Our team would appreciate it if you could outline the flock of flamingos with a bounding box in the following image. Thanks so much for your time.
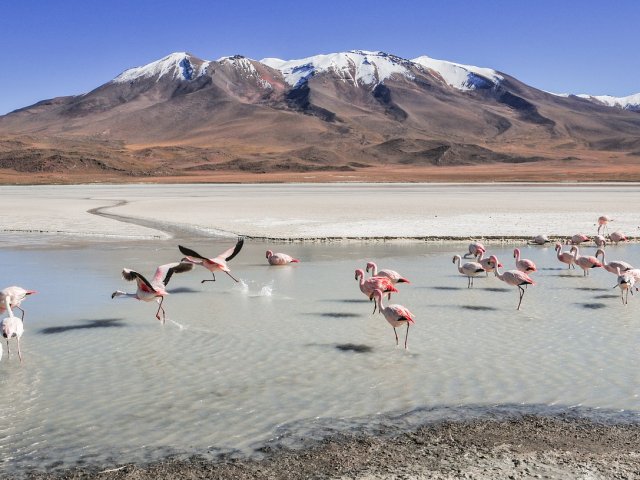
[0,215,637,360]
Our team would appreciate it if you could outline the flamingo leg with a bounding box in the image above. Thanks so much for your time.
[404,324,410,350]
[201,272,217,283]
[155,297,165,323]
[17,338,22,363]
[224,271,240,283]
[517,286,525,310]
[5,339,10,358]
[372,299,377,314]
[393,327,398,346]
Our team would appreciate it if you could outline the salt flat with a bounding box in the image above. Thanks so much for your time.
[1,183,639,241]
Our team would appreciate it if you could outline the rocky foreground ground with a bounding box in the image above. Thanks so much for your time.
[20,416,640,479]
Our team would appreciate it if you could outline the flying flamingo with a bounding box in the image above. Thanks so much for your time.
[266,250,300,265]
[179,238,244,283]
[2,305,24,362]
[593,235,606,248]
[567,234,589,245]
[513,248,537,274]
[597,215,612,235]
[355,269,398,312]
[365,262,410,284]
[0,286,37,321]
[555,243,576,269]
[372,289,415,349]
[452,255,485,288]
[595,248,633,275]
[614,267,635,305]
[111,261,194,323]
[489,255,535,310]
[570,246,602,276]
[476,251,502,276]
[609,231,628,245]
[463,241,485,259]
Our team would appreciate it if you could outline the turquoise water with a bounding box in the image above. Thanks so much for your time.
[1,239,639,473]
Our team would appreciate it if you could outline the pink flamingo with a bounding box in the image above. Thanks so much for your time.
[555,243,576,269]
[567,234,589,245]
[569,246,602,276]
[179,238,244,283]
[355,269,398,312]
[513,248,537,274]
[365,262,410,284]
[614,267,635,305]
[2,307,24,362]
[476,251,502,276]
[266,250,299,265]
[489,255,535,310]
[0,286,37,321]
[452,255,485,288]
[595,248,633,275]
[598,215,612,235]
[111,261,193,323]
[609,231,627,245]
[372,289,415,349]
[463,241,485,259]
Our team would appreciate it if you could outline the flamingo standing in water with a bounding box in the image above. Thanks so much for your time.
[463,241,485,259]
[555,243,577,269]
[2,297,24,362]
[615,267,635,305]
[266,250,299,265]
[513,248,537,274]
[609,231,628,245]
[372,289,415,349]
[111,261,194,323]
[0,286,37,321]
[476,251,502,277]
[489,255,535,310]
[355,269,398,312]
[595,248,633,275]
[570,246,602,276]
[452,255,485,288]
[598,215,612,235]
[365,262,410,284]
[593,235,606,248]
[179,238,244,283]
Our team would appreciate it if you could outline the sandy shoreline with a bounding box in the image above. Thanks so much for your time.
[2,183,640,242]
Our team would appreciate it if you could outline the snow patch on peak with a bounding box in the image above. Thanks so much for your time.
[412,55,502,91]
[261,50,413,88]
[113,52,200,83]
[218,55,272,89]
[575,93,640,110]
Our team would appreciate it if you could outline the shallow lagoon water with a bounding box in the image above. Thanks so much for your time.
[1,239,640,473]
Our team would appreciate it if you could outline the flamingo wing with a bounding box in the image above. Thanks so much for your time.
[122,269,157,292]
[153,262,194,287]
[221,237,244,262]
[389,305,415,324]
[178,245,209,261]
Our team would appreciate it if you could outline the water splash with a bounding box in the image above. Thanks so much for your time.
[234,279,274,297]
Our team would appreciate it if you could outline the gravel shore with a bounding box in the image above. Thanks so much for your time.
[21,415,640,479]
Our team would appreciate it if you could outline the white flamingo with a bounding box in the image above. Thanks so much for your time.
[0,286,37,321]
[452,255,484,288]
[595,249,633,275]
[614,267,635,305]
[2,301,24,362]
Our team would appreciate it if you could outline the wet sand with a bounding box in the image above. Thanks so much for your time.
[21,416,640,479]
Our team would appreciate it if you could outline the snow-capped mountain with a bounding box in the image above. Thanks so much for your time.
[1,49,639,181]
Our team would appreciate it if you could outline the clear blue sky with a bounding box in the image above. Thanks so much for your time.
[1,0,638,115]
